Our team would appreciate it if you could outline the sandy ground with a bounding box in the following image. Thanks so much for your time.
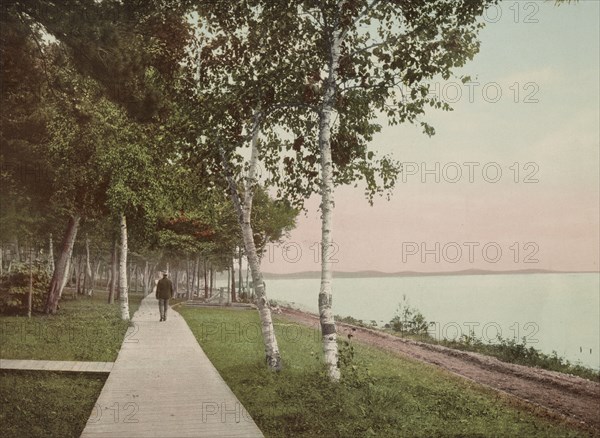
[279,307,600,436]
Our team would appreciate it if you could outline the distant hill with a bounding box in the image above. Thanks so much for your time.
[262,269,599,279]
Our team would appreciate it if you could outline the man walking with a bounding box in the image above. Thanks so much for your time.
[156,271,173,322]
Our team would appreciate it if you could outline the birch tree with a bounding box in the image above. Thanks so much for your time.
[84,237,93,296]
[118,214,130,320]
[265,0,497,379]
[193,0,496,379]
[45,216,79,313]
[221,123,282,369]
[182,0,318,371]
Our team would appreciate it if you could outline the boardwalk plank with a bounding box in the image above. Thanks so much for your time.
[0,359,114,373]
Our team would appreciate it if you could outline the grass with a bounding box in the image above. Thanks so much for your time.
[178,306,586,438]
[0,370,106,438]
[0,289,143,361]
[0,288,143,438]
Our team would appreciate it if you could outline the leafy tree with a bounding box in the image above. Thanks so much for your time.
[185,0,496,379]
[1,0,195,314]
[270,0,497,380]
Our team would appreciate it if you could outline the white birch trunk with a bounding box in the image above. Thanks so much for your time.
[119,214,130,320]
[45,215,79,313]
[143,261,149,296]
[59,255,71,297]
[85,237,93,296]
[48,234,54,275]
[317,17,345,381]
[221,114,282,370]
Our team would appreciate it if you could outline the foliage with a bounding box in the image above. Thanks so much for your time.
[383,300,599,382]
[4,0,193,121]
[335,314,378,328]
[251,0,499,205]
[337,336,377,390]
[0,12,56,245]
[441,332,600,382]
[388,294,433,335]
[1,0,195,258]
[0,262,50,315]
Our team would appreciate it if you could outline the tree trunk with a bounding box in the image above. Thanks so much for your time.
[127,262,133,291]
[190,258,197,300]
[93,260,101,292]
[204,259,208,298]
[238,247,243,296]
[186,259,191,299]
[28,251,33,318]
[108,238,118,303]
[209,265,214,297]
[75,255,82,295]
[45,215,80,314]
[226,266,231,304]
[316,21,344,381]
[84,237,93,296]
[221,114,282,371]
[142,261,149,296]
[119,214,130,320]
[196,257,201,298]
[106,264,112,291]
[59,255,71,297]
[12,236,20,263]
[231,258,236,302]
[48,234,54,275]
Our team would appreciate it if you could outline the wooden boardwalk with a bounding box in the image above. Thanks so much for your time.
[0,359,113,373]
[80,295,264,438]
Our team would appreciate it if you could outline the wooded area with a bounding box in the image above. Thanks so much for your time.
[1,0,502,379]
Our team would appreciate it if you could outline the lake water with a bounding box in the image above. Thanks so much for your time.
[260,273,599,369]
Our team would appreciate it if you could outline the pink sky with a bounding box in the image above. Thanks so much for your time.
[263,182,599,274]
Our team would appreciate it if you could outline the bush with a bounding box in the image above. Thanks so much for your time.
[389,294,432,335]
[0,262,50,315]
[440,332,600,382]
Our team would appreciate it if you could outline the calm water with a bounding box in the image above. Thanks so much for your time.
[261,273,599,369]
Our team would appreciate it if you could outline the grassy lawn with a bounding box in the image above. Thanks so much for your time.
[0,370,106,438]
[178,306,585,438]
[0,289,143,362]
[0,289,144,438]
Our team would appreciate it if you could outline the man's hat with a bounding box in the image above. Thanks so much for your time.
[162,271,168,276]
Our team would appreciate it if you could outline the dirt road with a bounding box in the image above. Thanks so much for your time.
[280,308,600,436]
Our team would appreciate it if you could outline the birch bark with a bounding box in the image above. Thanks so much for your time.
[48,234,54,275]
[84,237,93,296]
[317,8,345,381]
[45,215,80,314]
[119,214,130,320]
[221,114,282,371]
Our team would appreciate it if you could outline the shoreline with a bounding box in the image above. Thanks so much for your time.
[263,270,600,280]
[277,305,600,435]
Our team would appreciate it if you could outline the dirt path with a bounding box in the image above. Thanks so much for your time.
[280,308,600,436]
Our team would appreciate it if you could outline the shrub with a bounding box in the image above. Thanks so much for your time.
[389,294,432,335]
[0,262,50,315]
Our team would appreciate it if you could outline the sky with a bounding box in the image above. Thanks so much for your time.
[264,0,600,274]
